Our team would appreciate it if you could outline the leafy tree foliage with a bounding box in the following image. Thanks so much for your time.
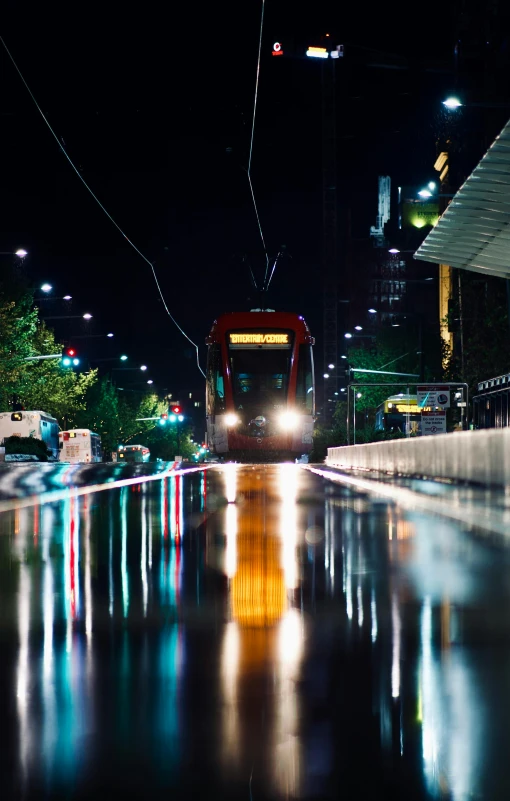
[17,323,97,423]
[0,295,39,411]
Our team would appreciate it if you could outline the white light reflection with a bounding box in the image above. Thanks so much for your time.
[17,562,31,784]
[371,587,378,643]
[224,463,237,504]
[42,507,54,676]
[357,583,363,627]
[225,501,238,578]
[108,504,114,617]
[273,609,305,796]
[220,621,240,764]
[391,592,401,699]
[121,487,129,618]
[345,549,353,621]
[421,597,439,785]
[84,499,92,640]
[141,493,148,615]
[279,464,298,590]
[325,499,335,592]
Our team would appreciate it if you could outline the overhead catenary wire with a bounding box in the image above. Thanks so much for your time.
[247,0,270,287]
[0,35,206,378]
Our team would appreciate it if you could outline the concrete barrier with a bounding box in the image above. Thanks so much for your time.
[327,428,510,486]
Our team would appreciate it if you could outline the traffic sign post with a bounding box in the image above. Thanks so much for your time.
[421,411,447,436]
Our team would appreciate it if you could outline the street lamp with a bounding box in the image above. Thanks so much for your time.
[107,332,114,338]
[418,188,433,198]
[345,333,353,339]
[368,308,377,313]
[83,313,92,320]
[354,325,363,331]
[41,283,52,293]
[140,365,148,371]
[63,295,72,301]
[443,96,462,110]
[147,379,154,385]
[323,373,330,379]
[15,249,28,258]
[120,355,128,361]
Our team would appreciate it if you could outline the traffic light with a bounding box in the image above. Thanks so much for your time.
[62,347,80,367]
[159,413,168,426]
[171,406,181,415]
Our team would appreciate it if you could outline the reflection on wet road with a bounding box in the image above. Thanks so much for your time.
[2,464,510,798]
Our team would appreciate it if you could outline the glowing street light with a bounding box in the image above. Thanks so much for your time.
[428,182,436,191]
[63,295,72,300]
[120,355,128,361]
[341,355,347,359]
[418,188,433,198]
[328,363,335,369]
[140,365,148,371]
[388,248,400,254]
[443,96,462,110]
[41,283,52,293]
[15,249,28,258]
[147,379,154,385]
[323,373,330,379]
[344,333,353,339]
[368,308,377,313]
[354,325,363,331]
[83,313,93,320]
[107,332,114,337]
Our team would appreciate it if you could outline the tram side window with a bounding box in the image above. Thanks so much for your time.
[296,345,314,413]
[206,344,225,414]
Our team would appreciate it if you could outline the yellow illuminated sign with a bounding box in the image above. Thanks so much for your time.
[229,332,289,345]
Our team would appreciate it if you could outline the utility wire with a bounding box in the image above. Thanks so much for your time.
[247,0,269,285]
[0,35,206,378]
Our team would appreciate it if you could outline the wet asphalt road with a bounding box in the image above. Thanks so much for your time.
[1,463,510,799]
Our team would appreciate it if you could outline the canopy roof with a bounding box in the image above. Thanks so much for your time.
[414,118,510,278]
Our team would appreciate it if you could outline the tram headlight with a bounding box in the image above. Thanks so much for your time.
[225,413,239,427]
[279,411,299,430]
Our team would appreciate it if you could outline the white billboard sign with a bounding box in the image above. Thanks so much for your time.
[417,385,450,409]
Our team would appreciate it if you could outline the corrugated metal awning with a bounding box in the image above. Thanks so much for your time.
[414,118,510,277]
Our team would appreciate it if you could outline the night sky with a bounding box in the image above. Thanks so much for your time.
[1,1,456,397]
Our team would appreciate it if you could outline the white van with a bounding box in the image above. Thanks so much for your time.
[59,429,102,463]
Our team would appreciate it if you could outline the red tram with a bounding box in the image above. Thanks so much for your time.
[205,311,315,460]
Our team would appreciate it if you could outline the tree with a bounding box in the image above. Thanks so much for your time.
[76,377,123,455]
[0,295,38,411]
[16,323,97,424]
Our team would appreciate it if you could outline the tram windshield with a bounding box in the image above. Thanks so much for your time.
[229,345,292,408]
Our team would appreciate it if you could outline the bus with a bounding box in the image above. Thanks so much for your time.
[375,395,426,436]
[118,444,150,463]
[206,311,315,460]
[0,410,60,460]
[59,429,102,463]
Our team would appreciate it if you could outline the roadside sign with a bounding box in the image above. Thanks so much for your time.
[417,386,451,409]
[421,410,447,435]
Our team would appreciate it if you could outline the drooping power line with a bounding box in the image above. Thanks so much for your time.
[0,35,206,378]
[247,0,270,286]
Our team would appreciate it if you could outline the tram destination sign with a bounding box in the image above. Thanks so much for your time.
[229,332,290,345]
[417,385,450,409]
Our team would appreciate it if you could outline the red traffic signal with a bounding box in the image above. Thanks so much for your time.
[66,347,76,357]
[161,413,168,420]
[171,406,181,414]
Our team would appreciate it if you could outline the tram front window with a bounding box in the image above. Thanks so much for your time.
[229,348,291,408]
